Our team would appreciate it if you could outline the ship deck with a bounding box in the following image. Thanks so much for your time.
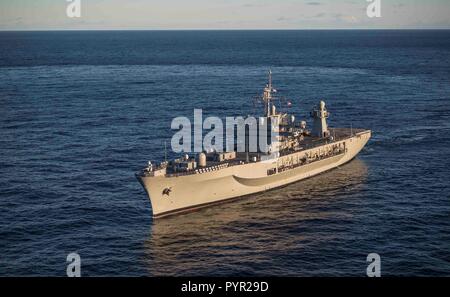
[279,127,366,156]
[138,128,369,178]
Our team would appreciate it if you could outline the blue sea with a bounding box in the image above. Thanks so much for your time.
[0,30,449,276]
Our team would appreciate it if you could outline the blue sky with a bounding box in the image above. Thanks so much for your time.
[1,0,449,30]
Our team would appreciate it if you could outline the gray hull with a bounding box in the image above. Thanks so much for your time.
[138,130,371,218]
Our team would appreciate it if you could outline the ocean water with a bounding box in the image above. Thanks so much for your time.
[0,30,449,276]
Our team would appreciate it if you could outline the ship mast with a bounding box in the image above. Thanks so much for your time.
[263,70,275,117]
[268,69,272,89]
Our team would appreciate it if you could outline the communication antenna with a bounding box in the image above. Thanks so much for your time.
[164,141,167,162]
[263,69,274,117]
[268,69,272,89]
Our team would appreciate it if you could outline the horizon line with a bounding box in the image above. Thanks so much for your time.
[1,28,450,32]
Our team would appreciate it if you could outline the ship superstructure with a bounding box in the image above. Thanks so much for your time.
[136,71,371,218]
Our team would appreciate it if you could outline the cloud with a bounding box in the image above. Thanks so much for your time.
[306,1,322,5]
[277,16,289,22]
[1,0,450,30]
[334,13,359,24]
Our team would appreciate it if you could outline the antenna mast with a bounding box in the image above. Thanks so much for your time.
[269,69,272,89]
[164,141,167,162]
[263,69,274,117]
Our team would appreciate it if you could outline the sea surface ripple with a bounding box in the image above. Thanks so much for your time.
[0,30,449,276]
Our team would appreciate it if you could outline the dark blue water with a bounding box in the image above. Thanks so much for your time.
[1,30,449,276]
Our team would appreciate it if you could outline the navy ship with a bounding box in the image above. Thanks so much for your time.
[137,71,371,218]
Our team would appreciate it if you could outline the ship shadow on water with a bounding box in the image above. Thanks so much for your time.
[143,159,368,276]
